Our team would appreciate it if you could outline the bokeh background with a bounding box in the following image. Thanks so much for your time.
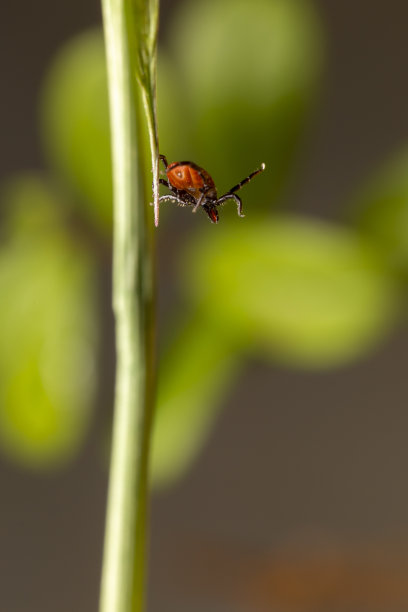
[1,0,408,611]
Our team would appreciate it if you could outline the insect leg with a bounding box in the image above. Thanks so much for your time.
[192,192,206,213]
[159,195,190,207]
[227,163,266,195]
[216,193,244,217]
[159,154,168,170]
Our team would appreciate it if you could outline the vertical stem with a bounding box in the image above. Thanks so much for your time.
[99,0,157,610]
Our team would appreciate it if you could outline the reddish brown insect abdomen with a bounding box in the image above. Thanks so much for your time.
[167,161,216,199]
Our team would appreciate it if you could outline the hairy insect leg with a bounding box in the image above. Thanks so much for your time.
[159,195,189,207]
[216,193,244,217]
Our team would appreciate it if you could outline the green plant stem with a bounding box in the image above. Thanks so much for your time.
[99,0,157,610]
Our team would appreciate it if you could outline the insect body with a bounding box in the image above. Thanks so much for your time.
[159,154,265,224]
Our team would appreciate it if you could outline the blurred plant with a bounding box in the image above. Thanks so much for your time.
[40,31,113,236]
[0,175,97,467]
[158,0,323,209]
[0,0,405,503]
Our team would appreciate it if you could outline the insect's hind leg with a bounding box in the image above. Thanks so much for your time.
[216,193,244,217]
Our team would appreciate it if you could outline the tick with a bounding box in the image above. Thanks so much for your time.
[158,154,265,224]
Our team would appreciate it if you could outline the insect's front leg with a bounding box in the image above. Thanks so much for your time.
[216,193,244,217]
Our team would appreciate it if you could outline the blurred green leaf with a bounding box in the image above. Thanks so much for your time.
[152,215,400,487]
[181,216,399,367]
[40,30,112,236]
[0,175,98,468]
[151,316,240,486]
[351,148,408,273]
[159,0,323,207]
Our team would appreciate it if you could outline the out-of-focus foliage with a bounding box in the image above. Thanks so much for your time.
[0,176,98,467]
[151,216,400,485]
[158,0,323,209]
[40,31,112,236]
[0,0,405,482]
[182,218,398,367]
[151,318,240,486]
[352,149,408,273]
